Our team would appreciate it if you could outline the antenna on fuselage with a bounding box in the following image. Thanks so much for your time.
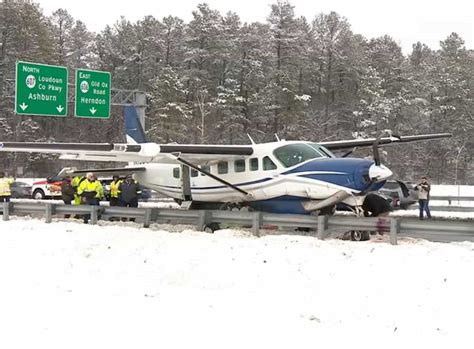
[274,134,281,142]
[247,134,256,145]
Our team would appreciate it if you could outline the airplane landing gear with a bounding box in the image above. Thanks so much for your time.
[220,202,251,211]
[203,223,220,234]
[350,230,370,241]
[347,206,370,241]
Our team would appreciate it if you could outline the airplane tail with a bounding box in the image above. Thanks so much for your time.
[124,106,147,144]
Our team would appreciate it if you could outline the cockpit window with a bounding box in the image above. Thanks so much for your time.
[273,143,332,168]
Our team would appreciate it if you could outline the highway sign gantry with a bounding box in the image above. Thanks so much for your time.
[15,61,68,116]
[75,68,111,118]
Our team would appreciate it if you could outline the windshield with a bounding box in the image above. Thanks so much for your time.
[273,143,332,168]
[307,143,336,158]
[13,182,30,187]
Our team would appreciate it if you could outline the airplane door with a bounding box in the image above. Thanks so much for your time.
[181,165,192,201]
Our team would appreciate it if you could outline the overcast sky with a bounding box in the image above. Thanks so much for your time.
[35,0,472,54]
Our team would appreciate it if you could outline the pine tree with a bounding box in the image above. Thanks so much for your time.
[49,8,74,65]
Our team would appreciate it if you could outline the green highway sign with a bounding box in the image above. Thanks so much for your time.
[15,61,68,116]
[75,69,111,118]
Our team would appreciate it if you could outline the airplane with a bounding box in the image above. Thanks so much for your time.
[0,108,451,218]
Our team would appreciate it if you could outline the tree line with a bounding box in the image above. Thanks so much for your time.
[0,0,472,183]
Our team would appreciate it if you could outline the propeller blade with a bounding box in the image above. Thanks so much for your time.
[372,136,381,166]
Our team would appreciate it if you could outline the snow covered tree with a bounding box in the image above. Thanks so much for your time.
[147,66,190,143]
[49,8,74,66]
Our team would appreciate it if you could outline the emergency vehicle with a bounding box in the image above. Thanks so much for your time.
[31,176,63,199]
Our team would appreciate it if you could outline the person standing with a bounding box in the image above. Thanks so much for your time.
[118,175,142,221]
[71,175,85,206]
[60,176,75,218]
[77,172,104,224]
[361,192,393,236]
[108,175,122,221]
[416,176,432,220]
[109,175,122,207]
[0,172,14,203]
[362,193,393,217]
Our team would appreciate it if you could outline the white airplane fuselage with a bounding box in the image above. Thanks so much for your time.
[132,140,392,214]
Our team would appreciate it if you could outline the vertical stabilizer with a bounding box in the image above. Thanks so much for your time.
[124,106,147,144]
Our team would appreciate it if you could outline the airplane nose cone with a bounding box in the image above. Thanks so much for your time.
[368,164,393,181]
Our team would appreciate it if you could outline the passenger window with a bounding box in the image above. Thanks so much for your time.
[217,161,228,174]
[191,169,198,177]
[263,156,277,170]
[201,165,210,176]
[173,167,180,178]
[250,158,259,171]
[234,159,245,173]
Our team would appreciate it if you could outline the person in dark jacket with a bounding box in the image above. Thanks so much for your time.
[362,193,393,217]
[362,193,392,236]
[118,175,142,221]
[60,176,75,218]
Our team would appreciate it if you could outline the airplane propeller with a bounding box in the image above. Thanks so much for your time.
[372,135,381,166]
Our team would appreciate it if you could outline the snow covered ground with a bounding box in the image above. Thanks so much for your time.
[1,217,474,349]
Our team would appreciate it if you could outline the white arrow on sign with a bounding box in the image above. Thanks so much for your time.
[90,107,97,115]
[19,103,28,111]
[56,105,64,113]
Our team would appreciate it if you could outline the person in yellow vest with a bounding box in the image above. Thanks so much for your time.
[77,172,104,224]
[109,175,122,207]
[0,172,15,203]
[108,175,122,221]
[71,175,85,206]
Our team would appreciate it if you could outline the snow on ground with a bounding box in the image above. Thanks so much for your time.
[1,217,474,349]
[431,185,474,196]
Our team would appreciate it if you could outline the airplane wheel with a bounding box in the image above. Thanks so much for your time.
[350,231,370,241]
[220,203,241,211]
[203,223,220,234]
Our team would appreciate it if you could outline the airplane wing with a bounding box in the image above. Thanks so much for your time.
[319,133,452,151]
[57,166,148,177]
[0,142,254,164]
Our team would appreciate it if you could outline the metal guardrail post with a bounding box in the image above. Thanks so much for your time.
[150,208,159,223]
[143,208,152,228]
[251,212,262,237]
[2,202,10,221]
[90,206,100,225]
[317,215,329,239]
[197,210,211,231]
[45,203,56,223]
[390,218,399,245]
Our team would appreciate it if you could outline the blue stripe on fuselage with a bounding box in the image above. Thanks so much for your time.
[283,158,374,191]
[249,195,311,214]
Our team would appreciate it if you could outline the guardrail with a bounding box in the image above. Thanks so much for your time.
[419,206,474,212]
[430,195,474,201]
[2,202,473,245]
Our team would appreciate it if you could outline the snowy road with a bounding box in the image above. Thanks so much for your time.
[0,218,473,348]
